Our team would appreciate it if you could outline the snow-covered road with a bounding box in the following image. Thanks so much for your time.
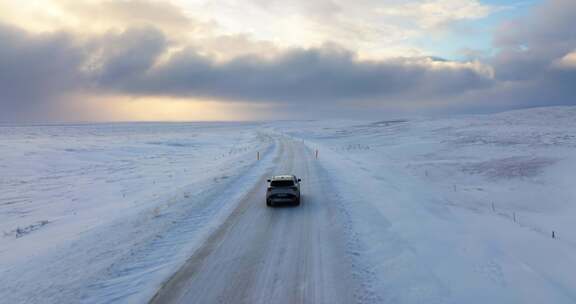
[151,138,358,304]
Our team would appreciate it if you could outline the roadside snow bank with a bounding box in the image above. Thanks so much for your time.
[0,122,276,303]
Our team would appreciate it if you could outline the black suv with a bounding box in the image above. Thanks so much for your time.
[266,175,301,207]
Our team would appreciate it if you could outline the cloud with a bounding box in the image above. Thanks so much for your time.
[0,23,86,120]
[0,0,575,121]
[0,21,494,120]
[0,0,282,62]
[552,51,576,70]
[375,0,491,29]
[91,42,493,105]
[486,0,576,107]
[0,0,497,60]
[60,0,193,30]
[86,27,168,86]
[0,0,199,35]
[190,0,494,58]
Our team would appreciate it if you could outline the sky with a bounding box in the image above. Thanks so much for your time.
[0,0,575,122]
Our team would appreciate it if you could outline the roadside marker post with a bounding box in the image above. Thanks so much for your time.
[257,151,260,160]
[315,149,318,159]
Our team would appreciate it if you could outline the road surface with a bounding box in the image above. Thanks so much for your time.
[150,139,358,304]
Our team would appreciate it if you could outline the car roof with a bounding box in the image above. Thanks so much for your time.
[270,175,295,181]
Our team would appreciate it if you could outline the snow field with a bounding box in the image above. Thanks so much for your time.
[0,122,277,303]
[1,106,575,303]
[275,106,576,303]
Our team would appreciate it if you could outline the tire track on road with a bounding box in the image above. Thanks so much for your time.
[150,138,357,304]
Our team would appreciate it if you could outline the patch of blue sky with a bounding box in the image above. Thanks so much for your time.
[413,0,540,61]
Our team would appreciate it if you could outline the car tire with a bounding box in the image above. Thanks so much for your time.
[294,198,301,206]
[266,200,273,207]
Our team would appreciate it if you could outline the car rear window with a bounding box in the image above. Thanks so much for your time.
[270,180,294,187]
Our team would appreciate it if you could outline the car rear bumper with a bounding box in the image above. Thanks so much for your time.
[267,195,299,204]
[270,197,297,203]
